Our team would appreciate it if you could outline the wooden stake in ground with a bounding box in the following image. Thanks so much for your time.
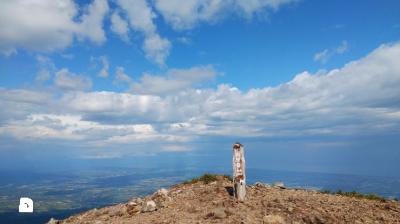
[233,142,246,201]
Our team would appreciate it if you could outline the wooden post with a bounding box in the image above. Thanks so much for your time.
[233,142,246,201]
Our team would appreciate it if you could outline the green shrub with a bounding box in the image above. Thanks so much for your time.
[183,173,231,184]
[320,189,386,201]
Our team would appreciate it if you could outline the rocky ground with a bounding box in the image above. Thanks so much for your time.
[48,175,400,224]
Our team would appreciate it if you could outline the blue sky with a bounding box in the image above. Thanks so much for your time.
[0,0,400,176]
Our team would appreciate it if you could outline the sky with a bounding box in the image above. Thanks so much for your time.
[0,0,400,176]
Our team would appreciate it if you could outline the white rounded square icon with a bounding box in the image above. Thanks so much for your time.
[19,197,33,213]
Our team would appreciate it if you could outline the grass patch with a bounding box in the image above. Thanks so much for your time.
[183,173,231,184]
[321,189,388,201]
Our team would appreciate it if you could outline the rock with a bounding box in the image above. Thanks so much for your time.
[141,200,157,212]
[210,207,226,219]
[128,197,143,206]
[153,188,169,198]
[47,218,59,224]
[302,215,325,224]
[225,207,235,216]
[127,204,140,215]
[152,188,171,201]
[152,188,172,208]
[187,205,198,213]
[313,215,326,224]
[128,201,137,206]
[263,214,285,224]
[272,182,285,189]
[109,205,126,217]
[254,182,266,187]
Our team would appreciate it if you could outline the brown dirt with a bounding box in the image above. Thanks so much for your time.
[50,176,400,224]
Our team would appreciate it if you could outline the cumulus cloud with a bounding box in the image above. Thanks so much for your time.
[114,66,133,85]
[153,0,297,30]
[117,0,171,66]
[0,0,109,55]
[153,0,226,30]
[1,42,400,150]
[35,55,56,82]
[314,40,349,63]
[234,0,297,17]
[90,55,110,78]
[110,11,130,42]
[78,0,110,44]
[54,69,92,91]
[0,0,295,65]
[336,40,348,54]
[142,33,171,66]
[129,65,218,94]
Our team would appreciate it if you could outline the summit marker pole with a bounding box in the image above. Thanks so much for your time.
[233,142,246,201]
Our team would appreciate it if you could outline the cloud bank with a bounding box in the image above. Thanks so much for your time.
[1,42,399,151]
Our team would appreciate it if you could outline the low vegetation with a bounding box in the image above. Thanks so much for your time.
[320,189,389,201]
[183,173,232,185]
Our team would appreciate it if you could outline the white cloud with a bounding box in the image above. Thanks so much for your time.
[98,56,110,78]
[0,114,160,144]
[117,0,156,34]
[153,0,297,30]
[314,40,349,63]
[78,0,109,44]
[1,42,400,151]
[35,55,56,82]
[130,65,218,94]
[0,89,50,105]
[142,33,171,66]
[177,37,192,45]
[54,68,92,91]
[114,66,133,84]
[0,0,77,55]
[336,40,348,54]
[116,0,171,66]
[313,49,330,63]
[153,0,226,30]
[0,0,109,55]
[0,0,295,65]
[0,88,52,122]
[234,0,297,17]
[90,55,110,78]
[36,70,52,83]
[110,11,130,42]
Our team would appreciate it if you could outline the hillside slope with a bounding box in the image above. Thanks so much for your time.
[48,175,400,224]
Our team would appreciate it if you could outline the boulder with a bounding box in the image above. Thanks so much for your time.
[141,200,157,212]
[263,214,285,224]
[152,188,172,208]
[211,207,226,219]
[272,182,286,189]
[152,188,169,199]
[47,218,59,224]
[255,182,270,187]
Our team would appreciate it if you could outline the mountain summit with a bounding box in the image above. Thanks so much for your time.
[48,175,400,224]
